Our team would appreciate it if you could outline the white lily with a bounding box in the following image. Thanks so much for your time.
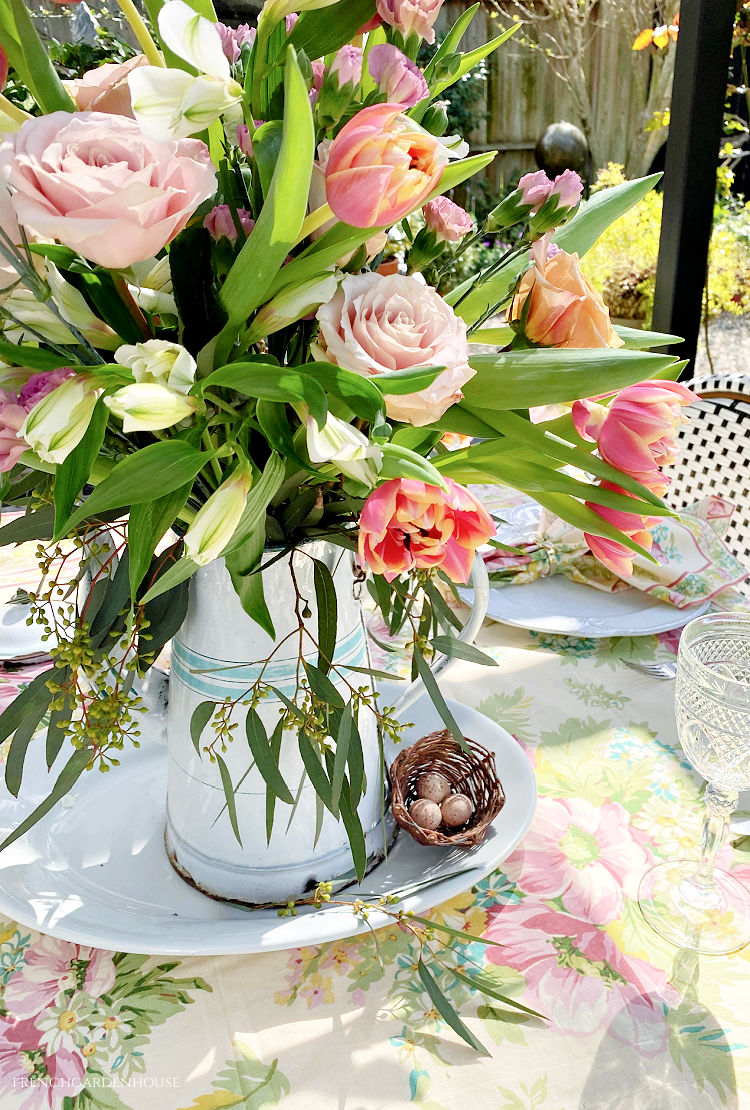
[114,339,196,395]
[126,257,177,316]
[247,271,339,342]
[2,268,119,351]
[306,413,382,489]
[20,376,99,465]
[183,464,253,566]
[46,264,120,350]
[158,0,231,80]
[104,382,197,433]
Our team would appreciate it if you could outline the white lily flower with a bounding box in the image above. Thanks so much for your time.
[126,257,177,316]
[45,264,120,350]
[183,464,253,566]
[247,271,339,342]
[306,413,382,489]
[21,376,99,465]
[114,339,196,395]
[2,272,119,351]
[104,382,197,433]
[128,67,242,142]
[158,0,231,80]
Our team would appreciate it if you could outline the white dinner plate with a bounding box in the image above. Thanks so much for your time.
[0,697,535,955]
[0,600,47,661]
[460,496,710,638]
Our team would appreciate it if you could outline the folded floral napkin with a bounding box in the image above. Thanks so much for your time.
[479,491,748,608]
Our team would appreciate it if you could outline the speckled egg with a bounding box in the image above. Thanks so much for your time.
[415,771,451,804]
[409,798,443,830]
[441,793,474,828]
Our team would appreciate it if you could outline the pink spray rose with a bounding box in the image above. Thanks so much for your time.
[584,480,658,578]
[315,271,473,426]
[423,196,473,242]
[376,0,445,44]
[358,477,495,583]
[509,238,623,349]
[573,380,698,496]
[215,21,255,63]
[65,55,148,118]
[367,44,429,107]
[324,103,449,228]
[0,391,28,473]
[0,112,217,269]
[203,204,254,241]
[330,45,363,88]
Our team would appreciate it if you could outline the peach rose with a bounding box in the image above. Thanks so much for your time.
[0,112,217,269]
[510,239,623,349]
[358,477,494,583]
[314,271,473,426]
[66,56,148,118]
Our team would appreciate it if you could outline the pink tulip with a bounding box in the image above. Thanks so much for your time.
[358,477,494,583]
[584,481,657,578]
[330,45,363,88]
[423,196,473,242]
[325,104,449,228]
[573,380,698,496]
[367,44,429,108]
[203,204,254,241]
[376,0,444,44]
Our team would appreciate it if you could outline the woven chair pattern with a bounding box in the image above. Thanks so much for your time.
[666,374,750,571]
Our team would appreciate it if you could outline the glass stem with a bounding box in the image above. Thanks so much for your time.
[695,784,738,888]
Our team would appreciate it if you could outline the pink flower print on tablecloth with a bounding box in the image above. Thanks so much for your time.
[0,1016,84,1109]
[485,901,673,1054]
[511,796,652,923]
[4,937,115,1019]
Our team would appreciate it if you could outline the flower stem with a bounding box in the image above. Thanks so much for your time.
[294,204,334,247]
[114,0,165,68]
[0,94,30,125]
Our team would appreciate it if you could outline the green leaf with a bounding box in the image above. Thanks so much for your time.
[615,325,682,349]
[413,650,468,751]
[201,364,328,428]
[430,636,498,667]
[330,705,351,814]
[343,705,364,807]
[417,959,490,1056]
[190,701,214,756]
[61,441,213,536]
[128,483,192,597]
[139,551,190,666]
[245,708,294,804]
[297,729,334,811]
[3,670,59,796]
[0,340,79,371]
[338,780,367,881]
[288,0,375,59]
[463,348,677,410]
[222,453,285,557]
[214,48,314,363]
[265,718,284,843]
[45,694,70,771]
[312,557,337,675]
[0,506,55,547]
[301,362,384,423]
[3,0,74,113]
[225,525,275,638]
[447,965,545,1019]
[374,366,445,396]
[53,401,108,535]
[379,443,447,489]
[412,23,519,121]
[423,4,479,83]
[139,556,200,605]
[0,747,94,853]
[216,754,242,846]
[302,660,345,709]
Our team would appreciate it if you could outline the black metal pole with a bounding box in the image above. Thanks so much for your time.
[651,0,736,373]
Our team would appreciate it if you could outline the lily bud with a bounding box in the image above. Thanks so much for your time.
[20,376,99,465]
[246,271,339,343]
[129,67,243,142]
[104,383,197,433]
[306,413,382,489]
[183,464,253,566]
[114,339,196,395]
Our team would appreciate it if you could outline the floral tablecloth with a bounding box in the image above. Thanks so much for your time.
[1,551,750,1108]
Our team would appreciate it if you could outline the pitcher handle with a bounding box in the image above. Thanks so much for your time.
[390,553,490,716]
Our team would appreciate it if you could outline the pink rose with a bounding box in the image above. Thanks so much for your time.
[324,103,448,228]
[330,45,363,88]
[423,196,473,242]
[358,477,495,582]
[315,271,473,426]
[203,204,254,241]
[573,380,698,496]
[0,390,28,473]
[376,0,445,44]
[215,21,255,63]
[367,44,429,107]
[0,112,217,269]
[65,55,148,118]
[509,239,623,349]
[584,481,658,577]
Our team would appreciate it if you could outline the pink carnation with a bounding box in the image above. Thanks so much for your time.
[518,170,554,211]
[315,271,473,426]
[0,390,28,473]
[423,196,473,242]
[214,21,255,63]
[19,369,75,410]
[358,477,494,583]
[367,44,429,107]
[330,45,363,88]
[0,112,217,269]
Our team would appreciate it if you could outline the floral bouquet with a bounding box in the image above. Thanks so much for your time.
[0,0,688,897]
